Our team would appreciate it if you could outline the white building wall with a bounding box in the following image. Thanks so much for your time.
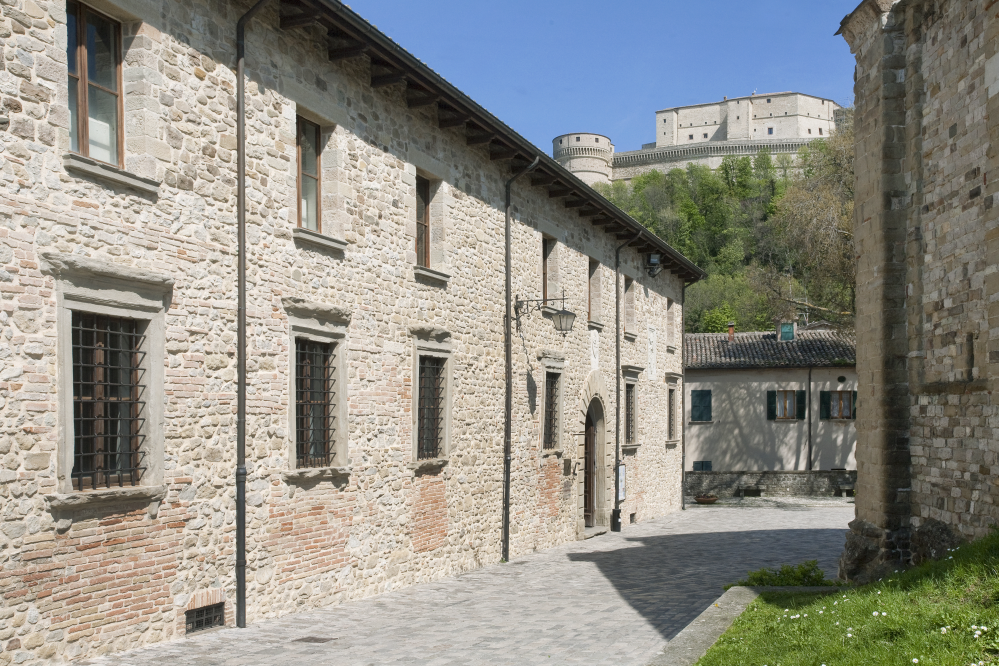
[685,367,857,472]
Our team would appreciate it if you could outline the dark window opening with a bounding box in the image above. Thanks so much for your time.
[297,116,321,232]
[72,313,146,491]
[692,460,712,471]
[668,388,676,439]
[295,339,336,468]
[417,356,446,459]
[67,1,123,166]
[186,603,225,634]
[819,128,823,135]
[703,133,708,139]
[689,134,694,140]
[780,323,794,340]
[415,175,431,267]
[767,98,771,103]
[625,383,636,444]
[690,390,712,422]
[542,237,555,302]
[543,372,560,450]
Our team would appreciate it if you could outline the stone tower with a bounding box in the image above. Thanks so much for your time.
[552,132,614,187]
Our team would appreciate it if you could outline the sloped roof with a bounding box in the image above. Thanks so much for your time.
[684,330,856,370]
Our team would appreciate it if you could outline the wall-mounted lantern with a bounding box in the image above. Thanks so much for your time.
[646,253,664,278]
[515,290,577,337]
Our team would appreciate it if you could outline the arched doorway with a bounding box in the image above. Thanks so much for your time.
[582,396,607,532]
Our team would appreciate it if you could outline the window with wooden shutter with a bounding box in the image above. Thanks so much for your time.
[690,390,711,422]
[820,391,854,420]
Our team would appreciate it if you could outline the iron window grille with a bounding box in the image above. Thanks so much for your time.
[67,2,123,167]
[297,116,321,232]
[415,175,430,267]
[543,372,560,450]
[295,339,336,468]
[668,388,676,439]
[71,312,146,491]
[185,603,225,634]
[417,355,445,460]
[625,383,636,444]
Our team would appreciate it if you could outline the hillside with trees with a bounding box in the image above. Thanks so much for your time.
[594,111,854,333]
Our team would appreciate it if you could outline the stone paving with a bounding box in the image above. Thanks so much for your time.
[85,501,854,666]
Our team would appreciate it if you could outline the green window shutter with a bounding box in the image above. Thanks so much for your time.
[796,390,806,420]
[766,390,776,420]
[852,391,858,419]
[819,391,831,420]
[691,390,712,422]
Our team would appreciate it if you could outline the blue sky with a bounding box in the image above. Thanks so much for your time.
[347,0,859,154]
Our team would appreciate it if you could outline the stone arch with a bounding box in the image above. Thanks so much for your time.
[576,370,612,534]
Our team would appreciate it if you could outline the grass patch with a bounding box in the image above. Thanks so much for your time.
[697,530,999,666]
[726,560,840,589]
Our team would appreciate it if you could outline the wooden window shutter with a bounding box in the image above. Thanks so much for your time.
[795,390,807,420]
[852,391,858,419]
[819,391,831,420]
[766,390,776,420]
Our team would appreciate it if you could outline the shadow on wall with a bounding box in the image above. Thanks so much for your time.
[566,527,845,641]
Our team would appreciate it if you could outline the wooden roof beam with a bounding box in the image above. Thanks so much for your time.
[280,11,320,29]
[490,146,519,161]
[530,173,558,187]
[371,71,408,88]
[548,187,574,198]
[438,114,470,129]
[406,90,439,108]
[328,44,367,60]
[578,208,603,217]
[564,198,587,209]
[466,132,496,146]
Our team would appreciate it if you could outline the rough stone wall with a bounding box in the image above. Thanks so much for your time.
[685,470,858,498]
[837,0,999,582]
[0,0,686,661]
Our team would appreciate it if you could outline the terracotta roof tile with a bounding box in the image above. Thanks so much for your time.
[684,330,856,370]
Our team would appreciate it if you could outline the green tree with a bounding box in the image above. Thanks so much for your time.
[700,303,737,333]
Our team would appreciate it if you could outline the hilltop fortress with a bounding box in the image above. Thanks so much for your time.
[555,92,844,185]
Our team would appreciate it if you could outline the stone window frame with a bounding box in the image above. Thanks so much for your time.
[296,115,322,232]
[282,298,351,481]
[406,150,452,285]
[291,106,349,254]
[666,298,676,352]
[42,253,171,507]
[623,277,637,342]
[541,235,560,305]
[587,259,602,328]
[538,351,565,456]
[409,326,453,470]
[621,365,644,451]
[60,0,163,196]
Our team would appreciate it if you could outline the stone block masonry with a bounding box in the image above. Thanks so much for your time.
[0,0,694,662]
[837,0,999,582]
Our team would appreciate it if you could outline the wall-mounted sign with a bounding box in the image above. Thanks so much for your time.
[617,464,626,502]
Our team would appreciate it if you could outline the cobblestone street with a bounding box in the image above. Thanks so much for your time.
[86,501,853,666]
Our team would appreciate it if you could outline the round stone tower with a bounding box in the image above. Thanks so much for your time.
[552,133,614,187]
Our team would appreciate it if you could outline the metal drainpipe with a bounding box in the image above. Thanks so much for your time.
[613,230,643,532]
[807,366,813,471]
[502,156,540,563]
[680,282,687,510]
[235,0,270,630]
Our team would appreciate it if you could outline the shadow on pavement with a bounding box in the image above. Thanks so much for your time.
[566,527,846,641]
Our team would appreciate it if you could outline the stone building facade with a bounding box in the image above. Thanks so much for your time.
[553,93,843,186]
[836,0,999,581]
[0,0,701,662]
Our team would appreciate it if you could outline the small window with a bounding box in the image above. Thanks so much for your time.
[576,136,580,142]
[780,323,794,340]
[703,133,708,139]
[415,175,431,267]
[774,390,797,420]
[692,460,712,472]
[767,389,806,420]
[668,388,676,439]
[417,356,446,459]
[819,128,823,135]
[543,372,561,450]
[297,116,321,231]
[689,134,694,140]
[67,2,123,166]
[737,116,740,119]
[295,339,337,468]
[808,129,812,134]
[767,98,771,103]
[542,237,556,302]
[588,259,600,322]
[690,389,712,422]
[768,128,774,135]
[186,603,225,634]
[625,383,636,445]
[820,390,856,420]
[595,138,599,143]
[559,139,563,145]
[72,313,146,490]
[624,277,635,331]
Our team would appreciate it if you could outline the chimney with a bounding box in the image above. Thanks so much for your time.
[727,321,735,342]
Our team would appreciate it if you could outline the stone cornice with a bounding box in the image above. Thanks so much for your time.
[836,0,902,52]
[39,252,174,291]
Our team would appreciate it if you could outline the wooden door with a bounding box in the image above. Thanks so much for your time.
[584,413,596,527]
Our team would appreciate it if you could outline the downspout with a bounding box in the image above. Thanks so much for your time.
[613,229,643,532]
[502,156,540,563]
[680,282,687,510]
[807,366,813,471]
[235,0,270,629]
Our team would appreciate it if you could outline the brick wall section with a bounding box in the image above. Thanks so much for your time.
[411,471,447,554]
[838,0,999,580]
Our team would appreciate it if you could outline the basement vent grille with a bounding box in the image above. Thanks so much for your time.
[185,603,225,634]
